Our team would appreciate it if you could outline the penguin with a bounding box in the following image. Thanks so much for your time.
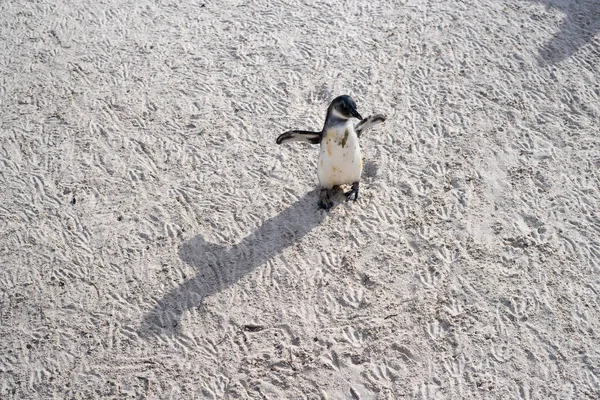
[276,95,386,209]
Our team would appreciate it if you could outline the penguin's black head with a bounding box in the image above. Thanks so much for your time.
[328,95,363,121]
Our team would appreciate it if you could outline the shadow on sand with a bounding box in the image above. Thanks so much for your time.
[138,189,328,338]
[532,0,599,64]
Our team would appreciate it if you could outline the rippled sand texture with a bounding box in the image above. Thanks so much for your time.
[1,0,599,398]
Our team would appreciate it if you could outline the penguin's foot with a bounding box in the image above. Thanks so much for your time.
[345,182,360,202]
[319,188,334,210]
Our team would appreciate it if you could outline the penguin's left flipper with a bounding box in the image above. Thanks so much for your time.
[355,114,387,138]
[276,130,322,145]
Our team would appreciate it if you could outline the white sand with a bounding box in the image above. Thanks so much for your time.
[1,0,599,398]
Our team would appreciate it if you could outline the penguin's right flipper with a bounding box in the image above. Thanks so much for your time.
[276,130,322,145]
[355,114,387,138]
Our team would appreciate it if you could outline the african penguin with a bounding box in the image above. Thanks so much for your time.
[276,95,386,209]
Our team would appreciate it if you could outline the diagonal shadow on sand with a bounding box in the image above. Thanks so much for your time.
[531,0,600,64]
[138,189,328,338]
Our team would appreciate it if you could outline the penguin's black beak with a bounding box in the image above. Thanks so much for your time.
[350,108,363,120]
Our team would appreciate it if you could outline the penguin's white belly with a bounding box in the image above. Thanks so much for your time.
[317,126,362,189]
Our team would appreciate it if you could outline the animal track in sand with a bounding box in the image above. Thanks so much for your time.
[515,133,535,156]
[443,299,464,317]
[490,344,513,364]
[501,296,538,321]
[322,349,341,371]
[339,288,367,309]
[413,178,435,197]
[366,360,399,385]
[319,251,342,274]
[426,320,449,341]
[418,267,443,289]
[200,374,230,399]
[433,204,456,221]
[341,326,365,348]
[516,381,533,400]
[442,355,465,379]
[435,246,460,265]
[127,168,145,182]
[428,161,448,177]
[413,382,443,400]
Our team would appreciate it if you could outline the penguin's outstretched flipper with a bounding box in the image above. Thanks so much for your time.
[355,114,387,138]
[276,130,322,145]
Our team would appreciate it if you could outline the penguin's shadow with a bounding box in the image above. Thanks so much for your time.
[138,189,327,338]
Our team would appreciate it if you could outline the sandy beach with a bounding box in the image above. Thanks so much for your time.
[1,0,599,398]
